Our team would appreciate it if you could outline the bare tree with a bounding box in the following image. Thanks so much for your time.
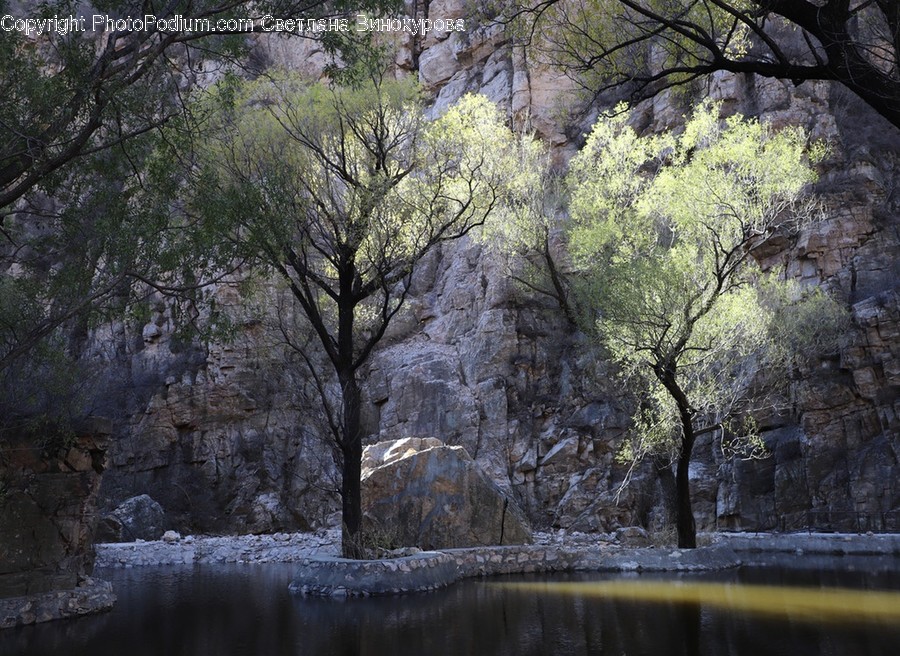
[513,0,900,131]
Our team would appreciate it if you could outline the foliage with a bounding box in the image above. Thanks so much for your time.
[196,74,516,368]
[189,71,520,554]
[0,0,404,435]
[0,0,411,426]
[0,0,401,213]
[0,102,236,362]
[0,333,82,450]
[767,280,850,364]
[477,122,579,321]
[558,101,846,546]
[515,0,900,131]
[570,103,824,437]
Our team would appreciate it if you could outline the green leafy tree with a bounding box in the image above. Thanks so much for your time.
[0,0,399,432]
[0,111,243,447]
[192,73,518,555]
[0,0,398,213]
[564,102,842,547]
[477,125,582,323]
[515,0,900,131]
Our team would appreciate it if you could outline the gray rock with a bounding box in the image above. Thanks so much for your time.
[361,438,533,549]
[1,431,109,599]
[94,515,124,544]
[105,495,166,542]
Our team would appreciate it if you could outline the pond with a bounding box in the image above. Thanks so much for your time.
[2,555,899,656]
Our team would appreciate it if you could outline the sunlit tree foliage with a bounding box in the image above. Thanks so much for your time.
[564,102,846,547]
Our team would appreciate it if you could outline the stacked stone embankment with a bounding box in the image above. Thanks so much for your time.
[93,530,900,599]
[0,579,115,630]
[288,544,744,597]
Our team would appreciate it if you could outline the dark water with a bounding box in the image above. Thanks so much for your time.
[2,556,899,656]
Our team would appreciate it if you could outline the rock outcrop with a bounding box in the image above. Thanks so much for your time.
[94,285,340,535]
[361,438,532,549]
[96,494,166,542]
[0,422,111,619]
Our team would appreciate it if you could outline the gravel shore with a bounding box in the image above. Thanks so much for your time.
[94,529,609,568]
[94,529,900,569]
[95,529,343,567]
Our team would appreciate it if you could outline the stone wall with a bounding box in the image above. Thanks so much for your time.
[0,579,115,630]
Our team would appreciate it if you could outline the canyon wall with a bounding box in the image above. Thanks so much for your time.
[96,3,899,537]
[1,423,109,596]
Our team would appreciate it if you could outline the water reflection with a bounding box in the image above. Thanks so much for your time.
[1,559,898,656]
[495,580,900,624]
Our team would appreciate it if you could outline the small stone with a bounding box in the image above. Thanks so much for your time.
[161,530,180,543]
[615,526,652,547]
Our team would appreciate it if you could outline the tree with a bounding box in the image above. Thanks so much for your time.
[0,0,397,214]
[563,102,841,548]
[0,105,247,448]
[516,0,900,132]
[192,73,517,556]
[477,125,582,324]
[0,0,398,409]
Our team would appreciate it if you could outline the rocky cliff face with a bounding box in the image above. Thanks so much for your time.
[700,79,900,533]
[95,285,340,534]
[96,4,899,537]
[1,424,108,597]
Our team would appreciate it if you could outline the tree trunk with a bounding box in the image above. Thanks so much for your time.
[339,372,363,558]
[336,258,364,559]
[660,371,698,549]
[675,429,697,549]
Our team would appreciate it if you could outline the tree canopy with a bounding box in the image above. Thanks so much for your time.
[0,0,396,214]
[0,0,399,433]
[517,0,900,131]
[550,102,843,547]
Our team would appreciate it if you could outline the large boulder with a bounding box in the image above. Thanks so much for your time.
[361,438,532,550]
[96,494,166,542]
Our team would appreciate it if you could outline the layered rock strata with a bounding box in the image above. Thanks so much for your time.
[93,7,899,538]
[0,426,108,598]
[0,424,116,627]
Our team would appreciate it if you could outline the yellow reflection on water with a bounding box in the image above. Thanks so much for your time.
[492,580,900,625]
